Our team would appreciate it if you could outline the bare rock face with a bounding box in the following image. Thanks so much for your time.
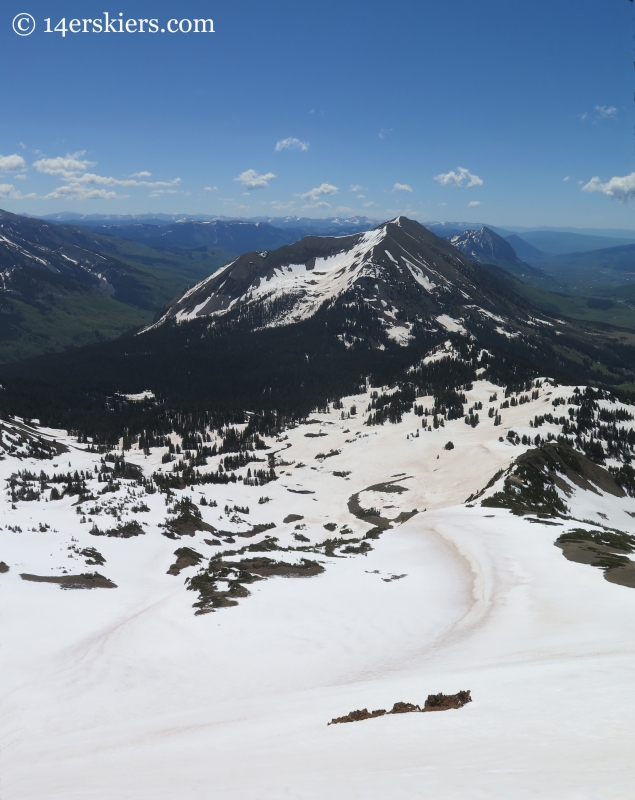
[328,708,387,725]
[424,690,472,711]
[328,691,472,724]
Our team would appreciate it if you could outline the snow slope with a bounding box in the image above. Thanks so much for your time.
[2,381,635,798]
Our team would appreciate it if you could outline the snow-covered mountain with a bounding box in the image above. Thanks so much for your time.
[447,226,544,279]
[149,216,545,344]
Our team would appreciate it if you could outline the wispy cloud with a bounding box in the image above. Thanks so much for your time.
[130,171,152,178]
[148,188,180,198]
[378,128,393,139]
[595,105,617,119]
[468,200,481,207]
[362,201,374,207]
[434,167,483,188]
[204,186,218,191]
[271,200,295,210]
[275,137,309,152]
[33,152,180,200]
[582,172,635,200]
[0,154,27,172]
[393,182,413,192]
[563,176,570,182]
[300,182,338,204]
[350,184,363,192]
[235,169,276,189]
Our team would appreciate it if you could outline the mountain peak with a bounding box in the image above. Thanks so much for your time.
[146,217,545,348]
[447,225,544,279]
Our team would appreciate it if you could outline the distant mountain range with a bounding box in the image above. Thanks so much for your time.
[85,221,294,252]
[509,231,635,257]
[33,212,379,234]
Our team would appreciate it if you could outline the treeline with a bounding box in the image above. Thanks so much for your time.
[0,281,633,445]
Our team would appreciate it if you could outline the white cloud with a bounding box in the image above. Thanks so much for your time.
[582,172,635,200]
[595,105,617,119]
[18,142,26,150]
[33,152,95,179]
[378,128,392,139]
[235,169,276,189]
[468,200,481,207]
[563,176,570,182]
[204,186,218,191]
[434,166,483,188]
[300,182,338,203]
[0,154,27,172]
[439,202,447,206]
[579,112,588,121]
[393,183,413,192]
[303,200,331,209]
[0,183,37,200]
[271,200,295,210]
[350,184,363,192]
[275,137,309,152]
[130,171,152,178]
[362,201,374,207]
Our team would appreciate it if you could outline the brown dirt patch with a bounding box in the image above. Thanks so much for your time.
[20,572,117,589]
[167,547,203,576]
[0,561,9,573]
[237,557,324,577]
[556,529,635,589]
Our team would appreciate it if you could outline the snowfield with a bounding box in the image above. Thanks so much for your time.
[2,378,635,799]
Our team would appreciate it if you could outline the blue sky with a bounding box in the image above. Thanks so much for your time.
[1,0,634,227]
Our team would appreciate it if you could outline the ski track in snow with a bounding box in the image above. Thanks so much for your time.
[2,380,635,798]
